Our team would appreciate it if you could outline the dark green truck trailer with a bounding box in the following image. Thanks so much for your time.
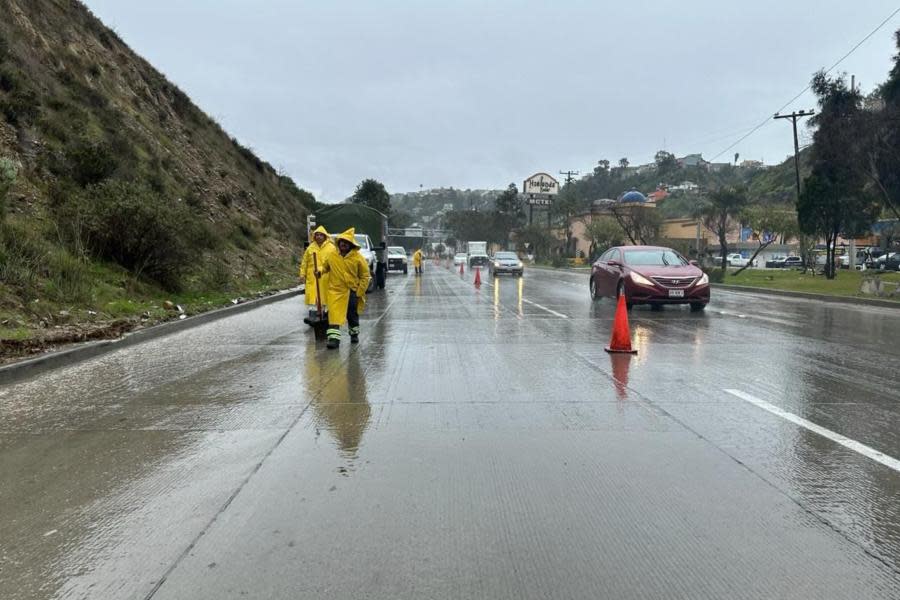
[311,204,387,245]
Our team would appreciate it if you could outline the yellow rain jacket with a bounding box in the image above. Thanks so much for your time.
[322,228,371,325]
[299,226,336,307]
[412,249,423,268]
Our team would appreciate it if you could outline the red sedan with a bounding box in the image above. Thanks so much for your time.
[590,246,710,311]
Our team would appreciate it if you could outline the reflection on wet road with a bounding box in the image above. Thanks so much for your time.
[1,265,899,599]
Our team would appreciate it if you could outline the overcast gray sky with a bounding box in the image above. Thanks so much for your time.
[82,1,900,202]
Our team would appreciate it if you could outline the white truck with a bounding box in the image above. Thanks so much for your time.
[467,241,490,268]
[726,253,756,268]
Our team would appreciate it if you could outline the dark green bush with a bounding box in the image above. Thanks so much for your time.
[68,181,197,290]
[64,140,118,186]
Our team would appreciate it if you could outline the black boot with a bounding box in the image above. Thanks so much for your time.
[326,337,340,349]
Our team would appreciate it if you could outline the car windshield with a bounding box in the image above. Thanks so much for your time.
[455,253,466,258]
[354,235,371,250]
[495,252,517,260]
[623,249,687,266]
[388,247,405,255]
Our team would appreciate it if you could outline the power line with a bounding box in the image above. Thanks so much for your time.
[708,5,900,162]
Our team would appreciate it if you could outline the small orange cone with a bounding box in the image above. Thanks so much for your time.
[605,294,637,354]
[474,267,482,287]
[459,262,465,275]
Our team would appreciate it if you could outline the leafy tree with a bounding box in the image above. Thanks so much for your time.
[696,186,748,270]
[351,178,391,214]
[594,159,610,175]
[863,30,900,220]
[0,157,17,221]
[607,203,661,245]
[734,205,797,275]
[799,72,881,278]
[389,209,414,229]
[618,157,629,170]
[581,216,624,259]
[655,150,677,175]
[517,223,559,260]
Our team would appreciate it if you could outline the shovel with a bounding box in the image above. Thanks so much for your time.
[311,253,328,341]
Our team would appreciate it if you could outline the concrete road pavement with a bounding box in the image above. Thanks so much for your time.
[1,265,899,599]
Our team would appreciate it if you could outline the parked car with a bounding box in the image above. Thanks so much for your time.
[765,256,787,268]
[874,252,900,271]
[782,256,803,269]
[726,253,755,268]
[590,245,710,311]
[453,253,467,267]
[488,251,524,277]
[387,246,408,274]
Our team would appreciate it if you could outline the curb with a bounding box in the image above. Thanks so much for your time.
[713,284,900,309]
[0,287,303,386]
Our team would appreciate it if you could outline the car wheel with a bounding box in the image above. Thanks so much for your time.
[403,266,408,274]
[589,277,598,300]
[690,303,706,312]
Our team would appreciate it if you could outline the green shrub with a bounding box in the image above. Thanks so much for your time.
[0,221,47,298]
[0,157,16,220]
[706,268,725,284]
[64,140,118,186]
[43,248,91,303]
[70,180,196,290]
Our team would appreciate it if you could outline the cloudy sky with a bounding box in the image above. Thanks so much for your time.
[82,1,900,202]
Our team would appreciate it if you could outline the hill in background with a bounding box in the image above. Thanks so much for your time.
[0,0,314,352]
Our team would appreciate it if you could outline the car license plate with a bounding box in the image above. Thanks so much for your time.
[669,289,684,298]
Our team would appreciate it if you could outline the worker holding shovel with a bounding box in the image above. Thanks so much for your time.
[318,228,371,349]
[299,226,336,327]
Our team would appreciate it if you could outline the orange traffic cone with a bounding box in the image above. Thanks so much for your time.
[474,267,482,287]
[459,262,465,275]
[605,294,637,354]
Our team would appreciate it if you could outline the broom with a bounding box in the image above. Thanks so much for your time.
[312,253,328,341]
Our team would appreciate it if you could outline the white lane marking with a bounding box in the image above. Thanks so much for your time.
[522,299,569,319]
[725,389,900,473]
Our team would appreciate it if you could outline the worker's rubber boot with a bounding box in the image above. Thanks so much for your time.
[326,338,340,349]
[350,326,360,344]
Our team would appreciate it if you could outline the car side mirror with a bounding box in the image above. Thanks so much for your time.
[689,260,699,266]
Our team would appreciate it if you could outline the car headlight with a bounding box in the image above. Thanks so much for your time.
[494,261,501,267]
[630,272,654,286]
[697,273,709,286]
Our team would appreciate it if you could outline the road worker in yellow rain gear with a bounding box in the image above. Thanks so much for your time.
[413,248,423,275]
[299,226,336,326]
[318,228,371,349]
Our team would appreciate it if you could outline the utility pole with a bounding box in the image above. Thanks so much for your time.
[558,170,580,254]
[773,110,814,201]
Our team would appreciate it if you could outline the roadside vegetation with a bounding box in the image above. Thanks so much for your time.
[0,0,315,354]
[714,269,900,301]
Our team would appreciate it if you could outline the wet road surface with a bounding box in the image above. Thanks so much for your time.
[2,264,899,599]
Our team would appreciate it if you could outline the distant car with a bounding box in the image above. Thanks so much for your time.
[453,253,467,266]
[765,256,786,268]
[783,256,803,269]
[387,246,408,274]
[726,253,755,268]
[590,245,710,311]
[875,252,900,271]
[488,251,523,277]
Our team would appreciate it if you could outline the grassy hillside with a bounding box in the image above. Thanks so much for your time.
[0,0,315,356]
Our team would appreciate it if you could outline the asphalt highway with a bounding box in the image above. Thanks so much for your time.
[1,264,899,599]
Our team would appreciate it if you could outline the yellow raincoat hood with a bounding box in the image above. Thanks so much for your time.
[336,228,359,248]
[312,225,329,237]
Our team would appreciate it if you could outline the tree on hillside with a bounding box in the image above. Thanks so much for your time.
[655,150,678,175]
[594,159,610,175]
[581,216,624,259]
[389,210,414,229]
[618,158,629,170]
[351,178,391,214]
[799,72,881,279]
[607,203,662,245]
[696,186,747,271]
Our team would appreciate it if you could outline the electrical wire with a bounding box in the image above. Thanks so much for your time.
[708,5,900,162]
